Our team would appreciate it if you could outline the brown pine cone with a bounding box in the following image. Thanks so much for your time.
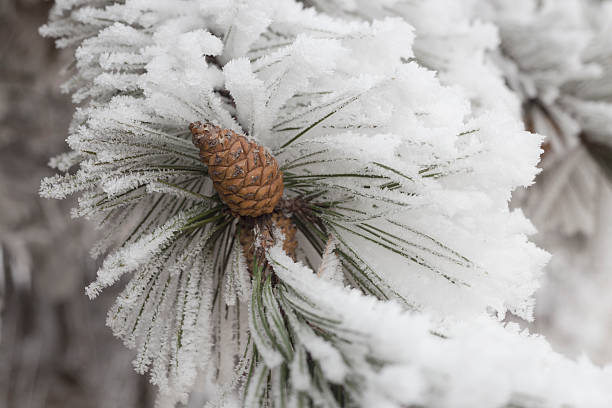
[190,122,284,217]
[239,212,298,273]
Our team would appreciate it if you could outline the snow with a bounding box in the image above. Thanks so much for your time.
[268,244,612,408]
[40,0,612,406]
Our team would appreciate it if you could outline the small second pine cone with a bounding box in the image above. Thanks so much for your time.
[190,122,283,218]
[239,212,298,273]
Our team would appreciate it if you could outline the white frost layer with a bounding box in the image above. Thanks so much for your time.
[270,245,612,408]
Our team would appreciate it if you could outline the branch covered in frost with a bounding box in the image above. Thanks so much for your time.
[40,0,558,405]
[217,243,612,408]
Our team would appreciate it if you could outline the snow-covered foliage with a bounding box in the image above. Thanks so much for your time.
[309,0,521,118]
[474,0,612,237]
[40,0,612,406]
[261,243,612,408]
[312,0,612,237]
[480,0,612,370]
[316,0,612,364]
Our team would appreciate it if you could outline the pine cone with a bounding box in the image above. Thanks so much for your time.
[239,212,298,273]
[190,122,284,217]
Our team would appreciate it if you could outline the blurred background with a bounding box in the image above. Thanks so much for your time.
[0,0,153,406]
[1,0,611,407]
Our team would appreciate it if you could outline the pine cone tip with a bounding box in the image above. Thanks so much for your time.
[190,121,224,160]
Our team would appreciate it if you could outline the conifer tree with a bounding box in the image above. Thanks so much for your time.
[40,0,612,406]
